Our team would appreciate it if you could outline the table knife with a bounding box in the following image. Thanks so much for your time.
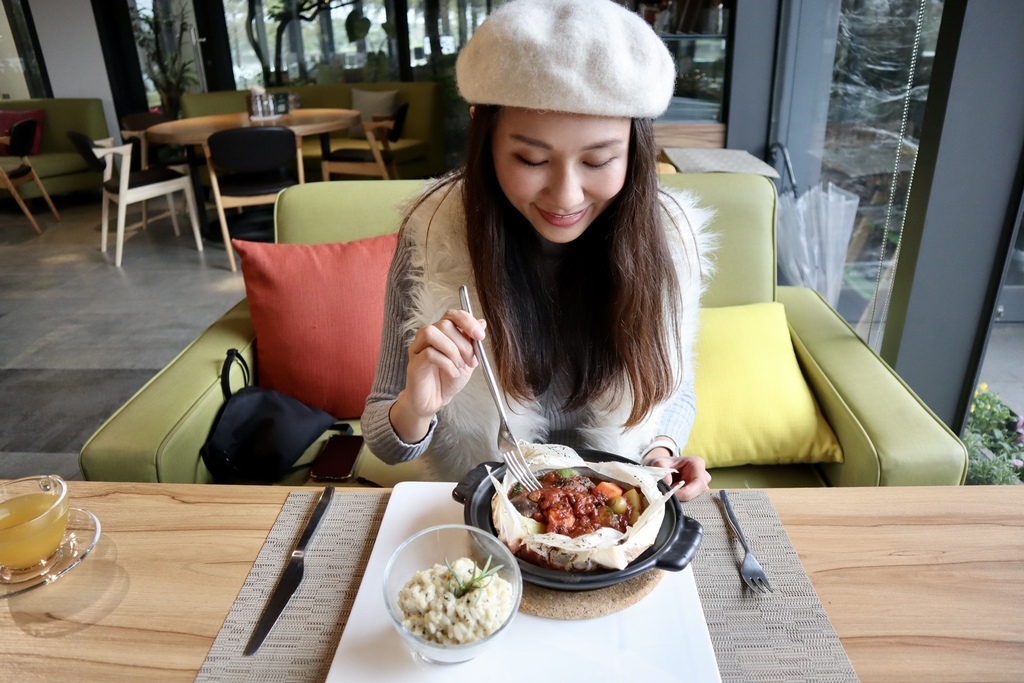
[244,485,335,656]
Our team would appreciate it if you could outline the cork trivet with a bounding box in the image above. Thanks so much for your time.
[519,569,664,619]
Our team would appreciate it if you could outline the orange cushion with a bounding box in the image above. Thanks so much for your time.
[233,234,398,419]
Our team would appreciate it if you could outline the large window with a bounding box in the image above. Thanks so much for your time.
[128,0,202,114]
[222,0,401,88]
[824,0,943,345]
[219,1,507,87]
[219,0,505,168]
[773,0,944,346]
[0,0,49,100]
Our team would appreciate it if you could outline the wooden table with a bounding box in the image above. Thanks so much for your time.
[145,109,359,242]
[145,108,359,147]
[1,484,1021,682]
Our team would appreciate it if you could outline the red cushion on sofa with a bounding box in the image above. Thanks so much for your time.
[233,234,399,419]
[0,109,45,155]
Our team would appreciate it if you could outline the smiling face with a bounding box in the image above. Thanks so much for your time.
[490,108,631,245]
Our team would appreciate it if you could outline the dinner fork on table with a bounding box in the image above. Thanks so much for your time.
[720,490,774,593]
[458,285,542,492]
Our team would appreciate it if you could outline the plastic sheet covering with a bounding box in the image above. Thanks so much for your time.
[772,144,860,307]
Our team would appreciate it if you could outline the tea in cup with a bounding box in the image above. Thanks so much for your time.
[0,475,70,583]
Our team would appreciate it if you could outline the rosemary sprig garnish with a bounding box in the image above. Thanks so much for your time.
[445,556,504,599]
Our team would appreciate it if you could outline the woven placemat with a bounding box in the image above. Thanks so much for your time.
[684,489,859,682]
[200,489,857,682]
[196,490,389,683]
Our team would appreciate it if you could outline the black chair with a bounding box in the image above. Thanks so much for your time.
[120,111,189,171]
[203,126,303,272]
[321,102,408,180]
[1,118,60,234]
[67,131,203,267]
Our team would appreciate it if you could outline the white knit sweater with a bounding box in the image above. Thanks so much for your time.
[362,179,715,482]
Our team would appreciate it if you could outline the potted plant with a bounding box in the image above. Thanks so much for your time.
[129,4,197,119]
[963,383,1024,485]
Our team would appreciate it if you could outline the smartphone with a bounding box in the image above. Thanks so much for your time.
[310,434,364,482]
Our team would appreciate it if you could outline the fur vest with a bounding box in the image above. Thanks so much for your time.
[401,179,715,481]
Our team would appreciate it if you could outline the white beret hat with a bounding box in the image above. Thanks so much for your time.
[456,0,676,119]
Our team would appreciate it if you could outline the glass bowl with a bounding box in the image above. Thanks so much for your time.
[0,475,70,583]
[383,524,522,665]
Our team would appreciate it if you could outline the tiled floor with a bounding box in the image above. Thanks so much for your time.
[1,194,245,480]
[1,192,1021,481]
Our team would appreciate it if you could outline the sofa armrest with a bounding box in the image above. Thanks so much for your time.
[80,301,256,483]
[779,286,968,486]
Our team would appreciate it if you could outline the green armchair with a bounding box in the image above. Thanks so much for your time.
[79,174,967,486]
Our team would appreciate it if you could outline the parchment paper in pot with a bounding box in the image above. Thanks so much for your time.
[488,443,681,571]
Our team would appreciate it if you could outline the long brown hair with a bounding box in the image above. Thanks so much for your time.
[455,106,681,427]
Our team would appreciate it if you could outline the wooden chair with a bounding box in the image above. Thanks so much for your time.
[120,112,187,171]
[120,111,190,230]
[321,102,408,180]
[67,131,203,267]
[0,118,60,234]
[203,126,303,272]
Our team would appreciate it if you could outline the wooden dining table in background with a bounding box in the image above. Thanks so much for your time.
[145,108,360,241]
[0,483,1021,682]
[145,108,360,148]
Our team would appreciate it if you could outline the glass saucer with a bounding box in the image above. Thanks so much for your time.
[0,508,101,599]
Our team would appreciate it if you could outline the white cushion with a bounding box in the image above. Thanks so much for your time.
[349,89,398,138]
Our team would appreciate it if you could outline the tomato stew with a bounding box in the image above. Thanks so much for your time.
[509,470,644,538]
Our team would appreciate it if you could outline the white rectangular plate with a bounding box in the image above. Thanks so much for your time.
[327,481,720,682]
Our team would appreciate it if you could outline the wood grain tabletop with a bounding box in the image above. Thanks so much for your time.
[0,482,1021,682]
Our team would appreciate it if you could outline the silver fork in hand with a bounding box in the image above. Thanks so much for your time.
[458,285,542,492]
[720,490,774,593]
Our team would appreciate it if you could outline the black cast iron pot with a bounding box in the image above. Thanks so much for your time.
[451,449,703,591]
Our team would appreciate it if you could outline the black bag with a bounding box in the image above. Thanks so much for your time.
[201,349,343,484]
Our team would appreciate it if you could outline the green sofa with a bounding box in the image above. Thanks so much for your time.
[0,98,109,200]
[79,173,967,487]
[180,83,445,180]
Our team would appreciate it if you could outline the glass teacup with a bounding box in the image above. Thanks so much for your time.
[0,475,70,583]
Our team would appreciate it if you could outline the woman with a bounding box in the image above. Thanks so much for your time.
[363,0,714,501]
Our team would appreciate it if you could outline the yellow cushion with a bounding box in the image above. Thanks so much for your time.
[684,302,843,468]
